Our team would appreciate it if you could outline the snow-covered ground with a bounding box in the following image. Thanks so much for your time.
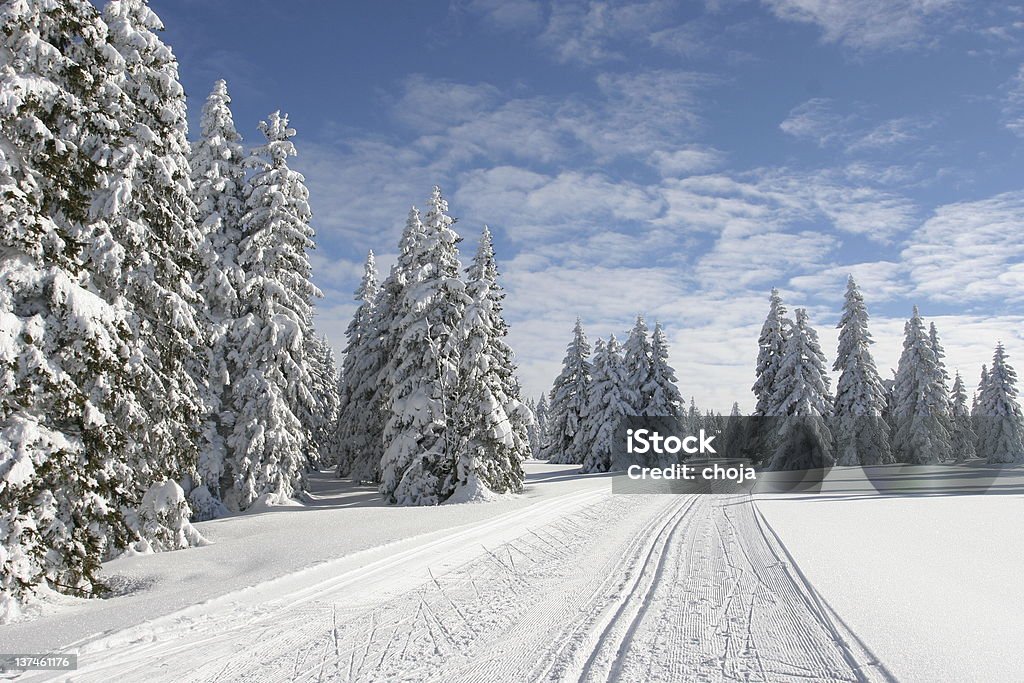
[2,462,1021,682]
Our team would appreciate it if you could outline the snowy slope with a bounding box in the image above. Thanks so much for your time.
[757,463,1024,683]
[3,462,1020,682]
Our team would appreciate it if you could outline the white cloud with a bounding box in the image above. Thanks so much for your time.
[780,98,933,156]
[903,191,1024,305]
[649,145,726,176]
[779,98,853,146]
[460,0,544,31]
[762,0,958,52]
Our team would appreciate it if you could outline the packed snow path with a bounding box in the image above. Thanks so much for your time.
[25,489,889,682]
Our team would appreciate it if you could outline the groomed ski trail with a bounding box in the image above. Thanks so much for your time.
[27,493,891,683]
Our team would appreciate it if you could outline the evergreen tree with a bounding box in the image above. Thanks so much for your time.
[752,288,788,416]
[226,112,321,510]
[542,319,592,464]
[891,307,951,464]
[453,227,526,494]
[535,392,550,453]
[949,371,977,462]
[379,187,469,505]
[304,334,339,469]
[647,322,684,419]
[833,276,892,465]
[334,251,379,478]
[0,0,141,614]
[766,309,835,471]
[928,322,951,423]
[188,79,245,519]
[100,0,206,493]
[581,336,636,473]
[622,315,653,414]
[347,210,425,484]
[975,344,1024,464]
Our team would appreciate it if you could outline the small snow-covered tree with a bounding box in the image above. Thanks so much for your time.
[453,227,526,495]
[304,334,340,469]
[582,336,637,473]
[891,307,951,464]
[188,79,246,519]
[833,276,892,466]
[542,319,592,464]
[753,288,788,416]
[535,393,550,453]
[975,344,1024,464]
[949,371,977,462]
[227,112,321,510]
[334,251,380,478]
[647,322,684,419]
[379,187,469,505]
[766,309,835,471]
[622,315,653,414]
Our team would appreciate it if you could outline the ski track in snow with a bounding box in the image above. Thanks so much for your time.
[26,493,891,683]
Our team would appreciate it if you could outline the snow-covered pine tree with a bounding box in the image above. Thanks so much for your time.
[622,315,653,415]
[647,322,684,419]
[333,251,379,478]
[535,392,550,454]
[949,371,977,462]
[928,322,951,423]
[453,227,526,495]
[766,308,835,471]
[974,365,988,415]
[304,334,340,469]
[344,210,426,484]
[975,343,1024,464]
[832,276,892,466]
[752,288,788,416]
[379,187,469,505]
[226,112,322,510]
[891,307,952,464]
[100,0,209,528]
[0,0,145,615]
[188,79,246,519]
[542,319,592,464]
[581,336,636,473]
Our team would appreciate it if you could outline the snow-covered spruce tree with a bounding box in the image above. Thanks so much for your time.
[188,79,246,518]
[928,322,952,423]
[622,315,653,414]
[453,227,527,495]
[752,288,788,416]
[949,371,977,462]
[379,187,470,505]
[304,334,340,469]
[99,0,209,534]
[581,335,637,473]
[647,322,684,419]
[766,308,835,471]
[535,392,550,454]
[345,210,425,484]
[0,0,145,614]
[891,307,951,464]
[333,251,379,478]
[524,398,543,460]
[226,112,322,510]
[542,319,593,464]
[975,343,1024,464]
[832,276,892,466]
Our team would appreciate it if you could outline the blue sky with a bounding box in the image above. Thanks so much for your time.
[153,0,1024,410]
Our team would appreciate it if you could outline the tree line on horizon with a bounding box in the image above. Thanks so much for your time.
[533,277,1024,470]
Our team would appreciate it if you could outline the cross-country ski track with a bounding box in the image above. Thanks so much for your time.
[18,467,894,683]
